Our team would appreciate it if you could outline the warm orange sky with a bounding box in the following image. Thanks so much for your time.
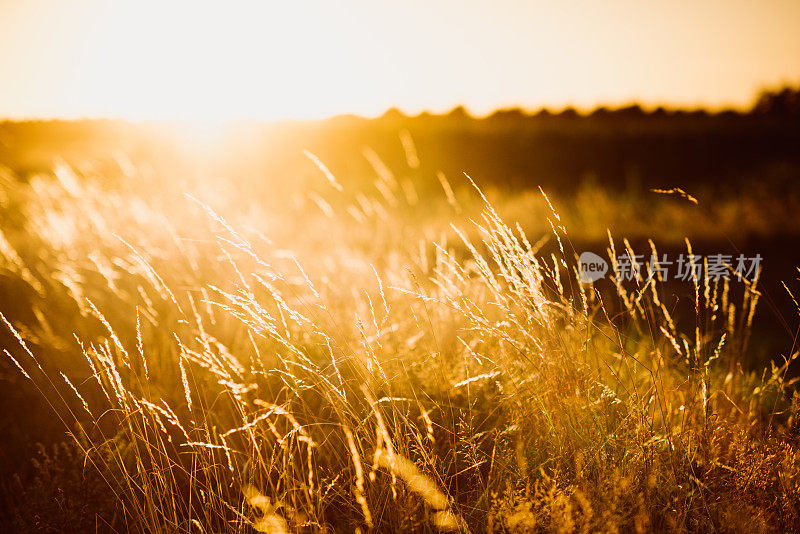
[0,0,798,120]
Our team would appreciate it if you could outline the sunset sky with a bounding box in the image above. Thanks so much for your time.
[0,0,798,120]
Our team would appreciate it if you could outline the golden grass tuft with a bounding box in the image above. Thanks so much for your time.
[0,153,799,533]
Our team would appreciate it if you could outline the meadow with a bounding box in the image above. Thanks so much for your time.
[1,104,800,532]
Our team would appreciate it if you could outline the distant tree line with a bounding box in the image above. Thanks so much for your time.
[381,85,800,121]
[753,85,800,116]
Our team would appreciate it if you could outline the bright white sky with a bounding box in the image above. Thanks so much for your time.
[0,0,798,120]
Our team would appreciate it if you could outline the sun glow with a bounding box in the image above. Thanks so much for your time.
[0,0,799,120]
[62,2,373,121]
[2,1,398,121]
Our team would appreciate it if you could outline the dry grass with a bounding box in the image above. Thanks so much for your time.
[0,154,799,533]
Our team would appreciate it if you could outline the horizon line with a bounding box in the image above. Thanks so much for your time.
[1,92,792,123]
[0,98,781,125]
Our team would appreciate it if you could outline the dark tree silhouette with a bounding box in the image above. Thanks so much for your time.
[753,86,800,116]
